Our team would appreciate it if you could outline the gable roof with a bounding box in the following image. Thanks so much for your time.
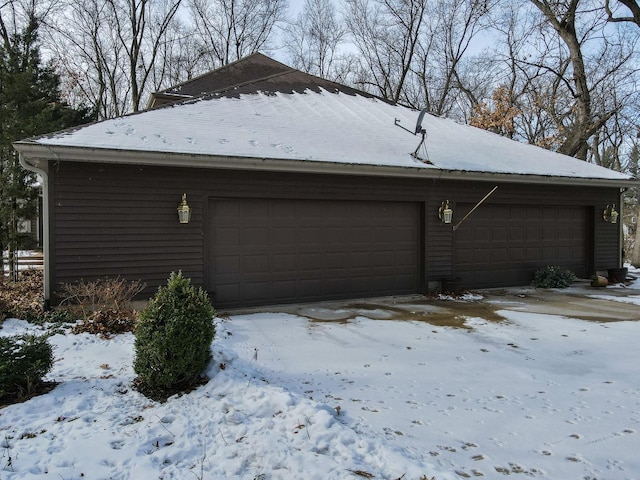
[15,55,636,188]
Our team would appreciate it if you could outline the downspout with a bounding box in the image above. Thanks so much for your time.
[620,187,627,267]
[18,154,51,310]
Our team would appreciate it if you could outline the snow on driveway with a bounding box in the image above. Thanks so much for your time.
[225,300,640,479]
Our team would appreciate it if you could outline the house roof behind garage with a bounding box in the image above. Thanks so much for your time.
[15,54,635,187]
[148,53,372,108]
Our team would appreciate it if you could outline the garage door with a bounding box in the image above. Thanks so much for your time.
[208,198,421,307]
[454,204,590,288]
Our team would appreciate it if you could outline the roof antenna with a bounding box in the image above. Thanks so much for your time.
[452,186,499,231]
[395,108,431,163]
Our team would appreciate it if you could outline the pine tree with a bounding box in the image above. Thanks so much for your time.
[0,15,93,278]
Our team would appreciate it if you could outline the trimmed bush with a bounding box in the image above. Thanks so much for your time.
[133,272,215,398]
[60,277,146,336]
[0,270,44,323]
[0,334,53,403]
[532,265,577,288]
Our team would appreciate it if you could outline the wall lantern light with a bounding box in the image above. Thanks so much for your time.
[438,200,453,224]
[603,204,619,224]
[177,193,191,224]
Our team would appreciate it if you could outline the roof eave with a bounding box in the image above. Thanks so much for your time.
[146,92,194,109]
[14,141,637,189]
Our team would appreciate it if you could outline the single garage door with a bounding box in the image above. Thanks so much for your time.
[208,198,421,307]
[454,204,590,288]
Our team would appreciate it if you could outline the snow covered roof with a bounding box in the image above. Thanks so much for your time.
[15,81,635,187]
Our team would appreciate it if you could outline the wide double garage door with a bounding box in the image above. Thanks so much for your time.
[455,204,590,288]
[208,198,421,307]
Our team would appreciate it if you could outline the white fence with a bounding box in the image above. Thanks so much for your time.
[2,250,44,274]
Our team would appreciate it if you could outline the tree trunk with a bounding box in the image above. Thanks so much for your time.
[530,0,592,159]
[0,239,4,279]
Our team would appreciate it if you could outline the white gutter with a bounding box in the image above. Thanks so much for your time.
[13,141,638,189]
[18,154,51,307]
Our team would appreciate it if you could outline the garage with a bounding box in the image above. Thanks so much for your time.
[16,54,633,307]
[208,198,422,307]
[454,204,591,288]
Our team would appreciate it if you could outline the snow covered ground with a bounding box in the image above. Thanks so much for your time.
[2,251,43,273]
[1,280,640,479]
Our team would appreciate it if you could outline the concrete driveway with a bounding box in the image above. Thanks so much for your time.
[222,281,640,326]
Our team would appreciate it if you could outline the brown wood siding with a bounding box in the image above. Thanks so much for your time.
[50,162,206,298]
[594,206,621,270]
[48,161,622,305]
[426,200,454,281]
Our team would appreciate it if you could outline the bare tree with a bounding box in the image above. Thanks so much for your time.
[108,0,183,112]
[469,1,637,163]
[342,0,495,117]
[0,0,25,46]
[151,18,206,89]
[188,0,287,69]
[48,0,182,117]
[626,143,640,266]
[605,0,640,27]
[478,3,577,149]
[48,0,125,118]
[0,0,61,46]
[345,0,426,103]
[284,0,349,80]
[528,0,635,159]
[408,0,494,116]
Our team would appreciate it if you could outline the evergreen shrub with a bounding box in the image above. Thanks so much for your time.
[0,334,53,402]
[133,272,215,398]
[532,265,577,288]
